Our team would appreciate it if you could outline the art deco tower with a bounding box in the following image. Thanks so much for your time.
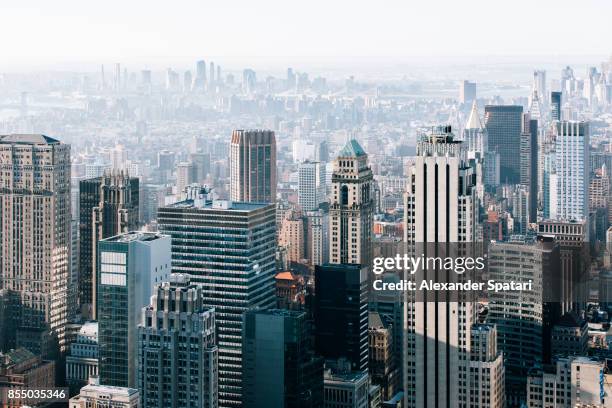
[0,134,71,355]
[230,129,276,203]
[329,139,374,266]
[403,126,477,408]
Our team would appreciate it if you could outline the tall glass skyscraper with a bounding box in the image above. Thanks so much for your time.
[158,198,277,408]
[97,232,171,388]
[484,105,524,184]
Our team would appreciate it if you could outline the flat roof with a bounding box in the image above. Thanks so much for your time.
[102,231,167,243]
[0,134,61,145]
[166,199,272,211]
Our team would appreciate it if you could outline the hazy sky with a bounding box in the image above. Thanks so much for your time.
[1,0,611,69]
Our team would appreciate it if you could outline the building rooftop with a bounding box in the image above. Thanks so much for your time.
[102,231,167,243]
[337,138,367,158]
[0,134,61,145]
[79,321,99,338]
[0,348,36,367]
[167,199,271,211]
[79,384,139,397]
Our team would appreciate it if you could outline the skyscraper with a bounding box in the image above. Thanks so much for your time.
[79,173,139,318]
[138,274,218,408]
[469,325,505,408]
[298,160,326,212]
[329,139,374,266]
[157,198,276,408]
[459,80,476,105]
[314,263,368,372]
[229,129,277,203]
[463,101,500,191]
[0,134,71,355]
[97,232,171,388]
[488,235,561,405]
[554,121,589,221]
[551,91,562,121]
[242,309,323,408]
[403,126,477,408]
[484,105,523,184]
[520,113,538,224]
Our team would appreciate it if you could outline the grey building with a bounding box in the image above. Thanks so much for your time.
[157,197,276,408]
[242,309,323,408]
[0,134,71,355]
[138,274,218,408]
[484,105,523,184]
[487,235,561,406]
[97,232,171,388]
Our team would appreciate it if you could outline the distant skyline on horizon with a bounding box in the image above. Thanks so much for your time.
[2,0,611,72]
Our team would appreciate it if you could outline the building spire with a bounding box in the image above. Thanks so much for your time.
[465,101,483,130]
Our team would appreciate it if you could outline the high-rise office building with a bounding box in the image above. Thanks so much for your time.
[403,126,477,408]
[520,113,539,224]
[468,325,505,408]
[176,161,193,196]
[0,134,71,355]
[79,173,139,318]
[298,160,326,212]
[242,309,323,408]
[329,139,374,265]
[484,105,523,184]
[463,101,500,191]
[488,235,561,405]
[314,263,368,372]
[459,80,477,104]
[551,91,562,122]
[138,274,218,408]
[554,121,589,221]
[533,70,547,103]
[157,198,276,408]
[229,129,277,203]
[368,312,398,401]
[279,210,306,264]
[97,232,171,388]
[305,208,329,267]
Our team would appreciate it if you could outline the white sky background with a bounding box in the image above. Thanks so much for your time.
[1,0,611,71]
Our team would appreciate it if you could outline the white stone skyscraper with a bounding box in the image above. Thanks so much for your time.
[554,121,589,221]
[463,101,500,192]
[329,139,374,266]
[298,160,325,212]
[403,126,477,408]
[0,134,71,356]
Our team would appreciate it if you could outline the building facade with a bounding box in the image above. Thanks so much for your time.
[484,105,523,184]
[403,125,477,408]
[97,232,171,388]
[158,198,277,408]
[138,274,218,408]
[242,309,323,408]
[329,139,374,266]
[0,134,71,355]
[79,173,139,318]
[229,129,277,203]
